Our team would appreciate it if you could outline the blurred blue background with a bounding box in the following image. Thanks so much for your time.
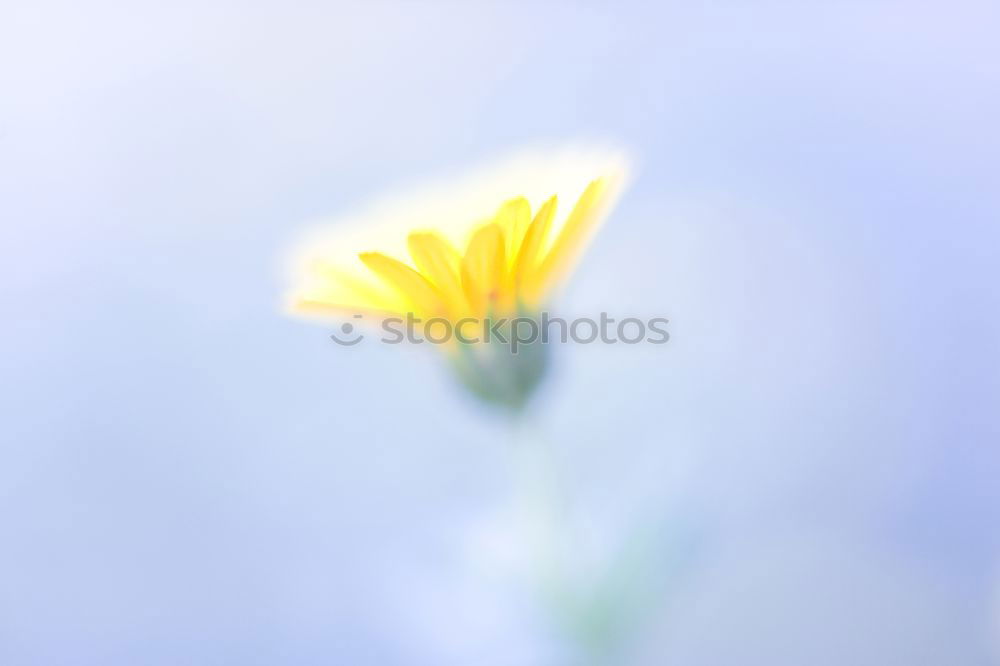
[2,1,999,664]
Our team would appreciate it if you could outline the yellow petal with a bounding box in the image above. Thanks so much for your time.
[288,260,409,318]
[359,252,444,317]
[460,223,506,317]
[532,178,609,301]
[513,195,557,304]
[495,197,531,269]
[407,232,467,317]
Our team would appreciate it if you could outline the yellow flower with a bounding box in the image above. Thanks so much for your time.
[284,145,630,409]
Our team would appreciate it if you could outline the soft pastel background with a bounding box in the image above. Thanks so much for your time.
[2,1,998,664]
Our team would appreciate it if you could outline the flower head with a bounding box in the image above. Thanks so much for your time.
[285,145,630,410]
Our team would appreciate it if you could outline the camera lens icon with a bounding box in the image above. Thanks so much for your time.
[330,314,365,346]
